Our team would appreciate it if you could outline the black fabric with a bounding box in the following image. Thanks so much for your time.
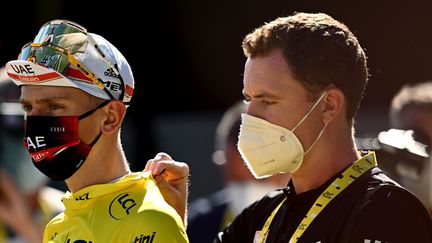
[215,167,432,243]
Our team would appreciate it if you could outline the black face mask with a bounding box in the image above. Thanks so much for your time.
[23,101,109,181]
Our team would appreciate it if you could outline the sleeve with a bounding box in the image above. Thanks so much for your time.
[349,185,432,243]
[134,209,189,243]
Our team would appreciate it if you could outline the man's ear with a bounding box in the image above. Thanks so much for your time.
[321,87,345,124]
[101,100,126,134]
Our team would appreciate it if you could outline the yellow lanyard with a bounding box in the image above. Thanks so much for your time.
[0,224,6,243]
[257,152,377,243]
[220,208,235,230]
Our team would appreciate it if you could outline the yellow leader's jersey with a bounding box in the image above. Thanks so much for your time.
[43,172,189,243]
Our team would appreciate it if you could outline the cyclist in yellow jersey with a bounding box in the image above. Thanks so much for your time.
[5,20,189,243]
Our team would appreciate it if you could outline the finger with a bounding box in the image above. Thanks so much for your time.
[143,159,153,172]
[149,160,158,174]
[152,172,186,222]
[154,161,189,181]
[153,173,169,190]
[144,152,172,174]
[152,173,178,200]
[153,152,172,162]
[144,159,162,176]
[144,158,160,175]
[152,161,169,176]
[153,169,166,178]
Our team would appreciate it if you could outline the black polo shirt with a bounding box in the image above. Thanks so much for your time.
[215,167,432,243]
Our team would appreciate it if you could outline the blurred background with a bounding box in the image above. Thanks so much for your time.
[1,0,432,201]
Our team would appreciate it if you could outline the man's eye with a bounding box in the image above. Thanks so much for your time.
[243,97,251,104]
[49,105,62,111]
[261,100,275,105]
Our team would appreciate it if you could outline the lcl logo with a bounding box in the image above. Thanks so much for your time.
[109,192,137,220]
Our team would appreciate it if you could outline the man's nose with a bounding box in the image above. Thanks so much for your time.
[246,101,264,119]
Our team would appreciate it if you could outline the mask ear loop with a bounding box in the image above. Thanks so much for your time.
[88,132,102,147]
[290,92,328,167]
[303,122,328,156]
[78,100,110,120]
[78,100,110,147]
[291,122,329,170]
[292,91,327,132]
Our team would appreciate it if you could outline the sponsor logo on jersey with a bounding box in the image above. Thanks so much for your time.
[132,232,156,243]
[65,240,93,243]
[75,192,91,201]
[109,192,137,220]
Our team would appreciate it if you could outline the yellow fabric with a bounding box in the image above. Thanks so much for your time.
[219,208,234,231]
[43,172,189,243]
[0,226,6,243]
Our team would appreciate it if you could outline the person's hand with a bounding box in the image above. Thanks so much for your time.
[144,152,189,226]
[0,170,42,243]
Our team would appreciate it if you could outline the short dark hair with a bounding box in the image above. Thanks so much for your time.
[242,12,368,121]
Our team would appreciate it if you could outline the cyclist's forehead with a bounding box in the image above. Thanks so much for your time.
[20,85,91,106]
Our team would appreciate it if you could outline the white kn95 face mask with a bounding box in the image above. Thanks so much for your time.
[237,92,327,178]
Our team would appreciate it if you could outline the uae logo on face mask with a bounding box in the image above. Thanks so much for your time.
[26,136,47,150]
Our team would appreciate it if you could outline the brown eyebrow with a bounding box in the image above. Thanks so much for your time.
[242,89,281,99]
[19,96,71,104]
